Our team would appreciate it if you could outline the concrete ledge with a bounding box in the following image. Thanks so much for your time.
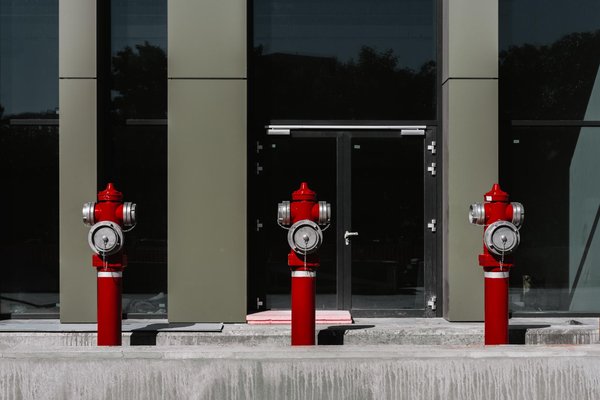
[1,345,600,399]
[0,318,596,347]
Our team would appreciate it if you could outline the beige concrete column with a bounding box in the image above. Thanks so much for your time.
[442,0,498,321]
[168,0,247,322]
[58,0,97,322]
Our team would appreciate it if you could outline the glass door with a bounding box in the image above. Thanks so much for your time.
[250,129,438,316]
[344,134,433,315]
[255,136,338,311]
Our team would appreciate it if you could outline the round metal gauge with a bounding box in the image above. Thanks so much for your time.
[287,220,323,255]
[484,220,520,256]
[88,221,124,256]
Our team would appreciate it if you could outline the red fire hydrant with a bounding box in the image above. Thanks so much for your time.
[83,183,136,346]
[278,182,331,345]
[469,183,524,345]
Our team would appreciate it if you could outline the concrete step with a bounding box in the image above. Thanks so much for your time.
[0,318,597,347]
[1,344,600,399]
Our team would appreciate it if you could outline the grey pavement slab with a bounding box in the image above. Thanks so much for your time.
[0,318,596,347]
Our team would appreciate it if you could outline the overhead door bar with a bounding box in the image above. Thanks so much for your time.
[267,125,426,136]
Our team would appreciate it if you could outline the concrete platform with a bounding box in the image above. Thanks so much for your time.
[1,344,600,399]
[0,318,596,347]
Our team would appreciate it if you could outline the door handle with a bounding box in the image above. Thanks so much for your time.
[344,231,359,245]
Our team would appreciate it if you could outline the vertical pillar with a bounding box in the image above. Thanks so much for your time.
[168,0,247,322]
[442,0,498,321]
[58,0,97,322]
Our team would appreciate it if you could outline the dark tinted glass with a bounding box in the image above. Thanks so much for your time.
[257,138,337,310]
[111,0,167,120]
[0,2,59,315]
[253,0,436,121]
[107,0,167,314]
[109,125,167,314]
[351,138,424,309]
[500,0,600,120]
[0,1,58,119]
[501,127,600,312]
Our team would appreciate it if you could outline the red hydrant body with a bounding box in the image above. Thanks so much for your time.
[469,183,524,345]
[83,183,136,346]
[278,183,331,346]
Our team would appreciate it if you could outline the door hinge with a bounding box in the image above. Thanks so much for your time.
[427,296,437,311]
[256,141,263,154]
[427,141,436,155]
[256,297,264,309]
[256,163,263,175]
[256,219,263,232]
[427,162,436,176]
[427,219,437,232]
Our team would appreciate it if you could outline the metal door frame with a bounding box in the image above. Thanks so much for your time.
[287,127,438,317]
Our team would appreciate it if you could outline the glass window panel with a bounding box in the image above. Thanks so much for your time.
[107,0,167,314]
[501,126,600,312]
[0,1,59,316]
[109,125,167,314]
[111,0,167,120]
[259,137,337,310]
[351,137,424,309]
[252,0,436,121]
[0,124,59,315]
[500,0,600,120]
[0,0,58,119]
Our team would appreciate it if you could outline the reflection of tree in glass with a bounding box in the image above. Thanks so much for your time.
[112,42,167,119]
[500,30,600,120]
[253,45,436,120]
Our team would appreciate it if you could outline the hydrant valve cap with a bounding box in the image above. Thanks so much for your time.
[483,220,520,256]
[278,201,291,226]
[88,221,124,256]
[123,202,136,227]
[82,202,96,226]
[511,202,525,227]
[318,201,331,225]
[468,203,485,225]
[287,220,323,255]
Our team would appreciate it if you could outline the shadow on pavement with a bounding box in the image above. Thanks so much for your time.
[318,325,375,345]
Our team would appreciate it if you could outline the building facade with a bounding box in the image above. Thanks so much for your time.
[1,0,599,322]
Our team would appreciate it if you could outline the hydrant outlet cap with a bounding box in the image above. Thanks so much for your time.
[97,182,124,202]
[484,183,509,202]
[292,182,317,201]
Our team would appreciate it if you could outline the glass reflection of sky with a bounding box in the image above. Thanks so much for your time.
[111,0,167,56]
[500,0,600,49]
[254,0,435,70]
[0,0,58,116]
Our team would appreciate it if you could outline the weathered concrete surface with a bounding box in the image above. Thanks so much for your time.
[1,345,600,400]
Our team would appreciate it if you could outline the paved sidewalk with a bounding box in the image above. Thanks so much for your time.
[0,317,596,346]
